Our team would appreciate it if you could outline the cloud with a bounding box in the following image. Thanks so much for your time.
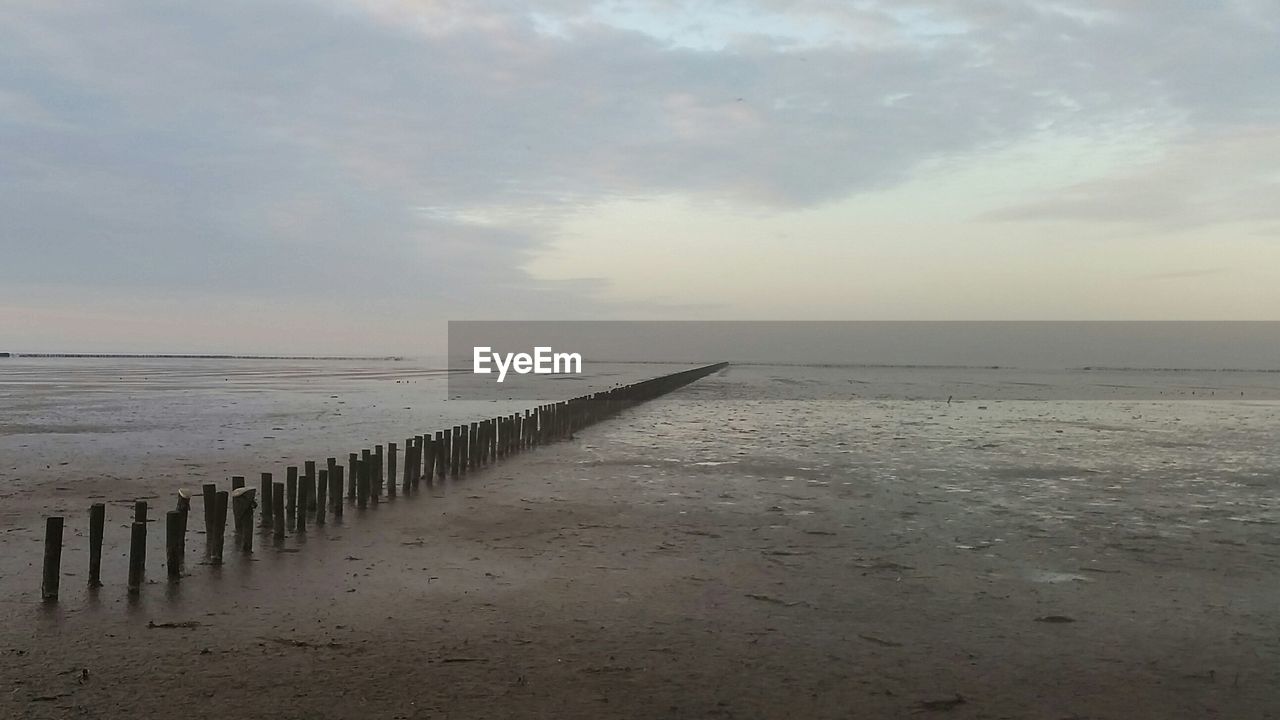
[985,127,1280,227]
[1,0,1277,334]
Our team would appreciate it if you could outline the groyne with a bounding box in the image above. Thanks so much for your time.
[36,362,728,601]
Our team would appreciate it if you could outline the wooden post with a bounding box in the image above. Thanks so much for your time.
[286,467,298,526]
[403,438,413,493]
[455,425,463,474]
[436,431,445,480]
[387,442,398,498]
[326,457,337,505]
[272,482,286,542]
[134,500,148,524]
[468,423,477,470]
[88,503,105,587]
[127,521,146,594]
[232,488,255,553]
[304,460,317,512]
[259,472,273,527]
[422,437,433,485]
[175,490,190,573]
[296,476,308,532]
[316,469,328,525]
[332,466,344,518]
[419,435,428,485]
[231,475,245,491]
[166,510,183,579]
[41,516,64,601]
[373,445,384,501]
[457,425,466,475]
[202,483,216,538]
[347,453,357,499]
[211,490,228,565]
[230,487,248,535]
[415,436,424,488]
[357,458,370,510]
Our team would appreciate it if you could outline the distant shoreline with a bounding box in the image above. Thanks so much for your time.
[1,353,404,361]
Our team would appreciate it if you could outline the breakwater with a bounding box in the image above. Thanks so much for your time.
[36,362,728,601]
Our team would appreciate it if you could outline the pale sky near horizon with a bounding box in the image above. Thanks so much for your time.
[2,1,1278,354]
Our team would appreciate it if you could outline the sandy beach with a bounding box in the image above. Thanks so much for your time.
[2,361,1279,718]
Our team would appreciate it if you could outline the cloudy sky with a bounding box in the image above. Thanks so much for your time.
[2,1,1278,353]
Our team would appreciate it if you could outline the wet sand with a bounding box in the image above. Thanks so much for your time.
[2,363,1280,718]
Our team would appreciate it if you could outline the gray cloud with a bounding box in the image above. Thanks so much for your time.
[986,128,1280,226]
[1,0,1277,321]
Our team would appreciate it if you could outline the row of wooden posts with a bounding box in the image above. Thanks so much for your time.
[38,362,729,601]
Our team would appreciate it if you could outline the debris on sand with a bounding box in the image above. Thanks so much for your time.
[854,560,915,572]
[261,636,345,650]
[744,593,810,608]
[915,694,966,711]
[147,620,202,629]
[858,634,903,647]
[1034,615,1076,623]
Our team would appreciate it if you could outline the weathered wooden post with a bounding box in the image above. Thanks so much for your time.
[166,510,183,579]
[387,442,398,498]
[373,445,384,501]
[134,500,148,524]
[175,490,190,573]
[316,470,328,525]
[231,475,245,491]
[417,436,426,485]
[202,483,216,538]
[436,431,446,480]
[459,425,468,474]
[422,437,434,485]
[347,453,358,500]
[211,490,229,565]
[304,461,317,513]
[326,457,337,504]
[272,482,286,542]
[332,466,344,519]
[259,472,273,527]
[414,437,421,484]
[357,458,370,510]
[455,425,465,476]
[468,423,477,470]
[232,487,255,553]
[296,476,308,532]
[41,516,64,602]
[403,438,414,493]
[88,503,105,587]
[230,487,247,535]
[127,520,146,595]
[286,466,298,526]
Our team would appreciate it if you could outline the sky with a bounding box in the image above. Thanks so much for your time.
[1,0,1278,354]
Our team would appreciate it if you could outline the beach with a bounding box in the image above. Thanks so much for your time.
[2,360,1279,718]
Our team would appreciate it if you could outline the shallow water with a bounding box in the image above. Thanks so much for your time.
[3,359,1279,601]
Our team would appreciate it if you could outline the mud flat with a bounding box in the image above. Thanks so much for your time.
[2,362,1279,718]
